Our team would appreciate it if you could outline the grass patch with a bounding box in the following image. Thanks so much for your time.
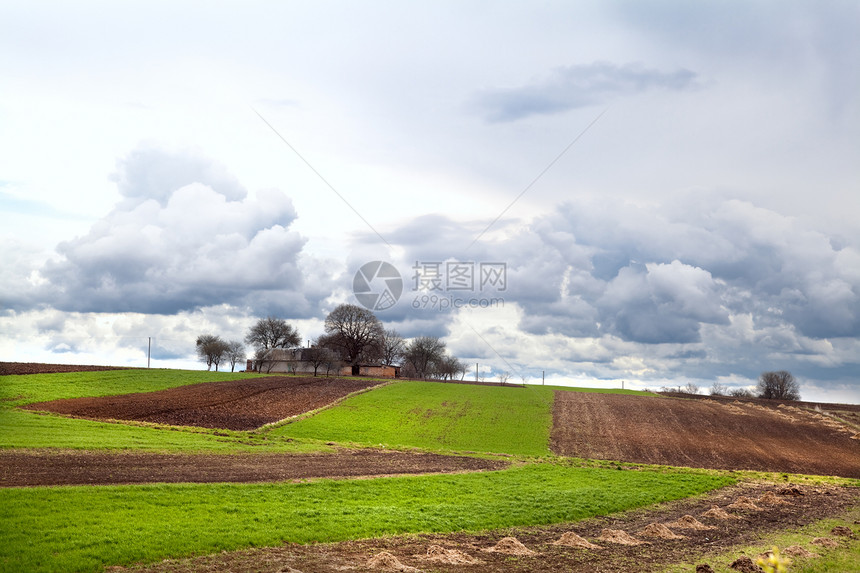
[0,369,265,406]
[0,370,320,453]
[0,408,324,452]
[271,381,555,455]
[0,462,734,573]
[662,506,860,573]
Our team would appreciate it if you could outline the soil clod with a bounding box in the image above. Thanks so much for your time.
[701,505,741,520]
[665,515,715,530]
[553,532,601,549]
[782,545,818,558]
[638,523,685,539]
[729,555,763,572]
[596,529,648,546]
[420,545,482,565]
[367,551,421,572]
[484,537,536,556]
[830,525,856,537]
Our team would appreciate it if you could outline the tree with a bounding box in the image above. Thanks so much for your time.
[730,387,755,398]
[404,336,446,379]
[322,304,384,366]
[304,345,340,377]
[710,381,728,396]
[757,371,801,400]
[196,334,229,371]
[245,317,301,354]
[681,382,700,395]
[225,340,246,372]
[498,371,511,385]
[379,328,406,366]
[436,355,466,381]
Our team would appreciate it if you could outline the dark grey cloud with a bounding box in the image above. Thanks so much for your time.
[474,61,698,122]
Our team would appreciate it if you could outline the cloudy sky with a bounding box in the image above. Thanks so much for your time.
[2,1,858,403]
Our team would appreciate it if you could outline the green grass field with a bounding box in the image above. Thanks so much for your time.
[272,381,555,455]
[0,369,323,452]
[0,369,746,573]
[0,463,733,573]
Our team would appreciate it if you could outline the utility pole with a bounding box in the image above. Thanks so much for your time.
[147,337,151,368]
[542,370,545,385]
[475,363,479,382]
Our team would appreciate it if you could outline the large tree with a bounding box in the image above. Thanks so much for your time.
[225,340,246,372]
[245,317,301,353]
[321,304,384,365]
[757,371,801,400]
[304,345,341,377]
[195,334,229,371]
[403,336,447,379]
[379,328,406,366]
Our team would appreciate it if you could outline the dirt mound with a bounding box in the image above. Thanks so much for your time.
[553,532,601,549]
[728,497,762,511]
[701,505,741,520]
[596,529,647,546]
[776,486,804,497]
[367,551,421,572]
[25,376,382,430]
[484,537,536,556]
[811,537,839,548]
[665,515,715,530]
[638,523,685,539]
[419,545,482,565]
[550,391,860,478]
[782,545,818,558]
[728,555,762,572]
[757,491,791,506]
[830,525,856,537]
[696,565,715,573]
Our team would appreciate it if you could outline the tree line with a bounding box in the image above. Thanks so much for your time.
[665,371,802,401]
[196,303,467,379]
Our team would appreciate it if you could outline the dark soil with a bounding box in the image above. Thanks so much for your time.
[551,392,860,478]
[117,482,860,573]
[23,376,381,430]
[0,362,133,375]
[0,449,507,487]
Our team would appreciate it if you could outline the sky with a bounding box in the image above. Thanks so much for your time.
[1,1,858,403]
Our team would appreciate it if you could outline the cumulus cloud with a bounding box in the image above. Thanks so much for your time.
[26,147,329,317]
[474,61,698,122]
[111,147,247,205]
[355,192,859,391]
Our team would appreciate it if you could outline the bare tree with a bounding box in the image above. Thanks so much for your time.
[225,340,246,372]
[322,304,384,367]
[196,334,229,371]
[729,387,755,398]
[379,328,406,366]
[436,355,466,381]
[757,371,801,400]
[498,371,511,385]
[245,317,301,354]
[404,336,446,379]
[521,374,531,385]
[304,345,340,377]
[710,381,727,396]
[681,382,700,395]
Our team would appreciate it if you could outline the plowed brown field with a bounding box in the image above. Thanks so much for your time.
[0,449,506,487]
[551,392,860,478]
[24,376,381,430]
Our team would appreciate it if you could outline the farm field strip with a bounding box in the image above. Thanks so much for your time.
[0,463,734,573]
[551,390,860,478]
[271,380,557,456]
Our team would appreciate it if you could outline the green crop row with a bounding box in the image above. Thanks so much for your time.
[0,462,734,573]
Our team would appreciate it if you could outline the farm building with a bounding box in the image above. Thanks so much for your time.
[247,348,400,378]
